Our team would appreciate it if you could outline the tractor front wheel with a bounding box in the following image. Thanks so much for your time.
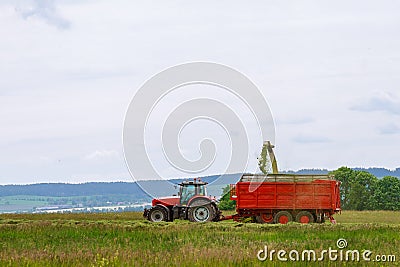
[148,206,168,222]
[188,199,215,222]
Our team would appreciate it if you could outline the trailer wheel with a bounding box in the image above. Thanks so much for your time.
[188,199,214,222]
[256,213,274,224]
[148,206,168,222]
[295,211,314,224]
[274,211,293,224]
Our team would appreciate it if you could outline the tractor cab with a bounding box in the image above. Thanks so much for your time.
[179,179,208,206]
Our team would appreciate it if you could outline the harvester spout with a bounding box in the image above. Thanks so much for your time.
[265,141,278,174]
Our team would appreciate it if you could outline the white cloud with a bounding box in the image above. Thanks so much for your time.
[380,124,400,135]
[292,135,332,144]
[1,0,400,183]
[15,0,70,29]
[351,91,400,115]
[83,150,120,161]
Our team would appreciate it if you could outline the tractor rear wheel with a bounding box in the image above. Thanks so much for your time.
[295,211,314,224]
[274,211,293,224]
[256,213,274,224]
[148,206,168,222]
[188,199,215,222]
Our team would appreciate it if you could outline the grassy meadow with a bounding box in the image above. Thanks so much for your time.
[0,211,399,266]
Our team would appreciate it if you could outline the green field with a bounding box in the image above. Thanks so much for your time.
[0,211,399,266]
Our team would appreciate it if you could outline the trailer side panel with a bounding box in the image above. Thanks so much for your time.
[235,180,340,211]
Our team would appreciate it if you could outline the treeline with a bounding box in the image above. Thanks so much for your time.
[331,167,400,210]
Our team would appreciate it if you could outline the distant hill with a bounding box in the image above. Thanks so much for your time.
[0,174,242,200]
[1,167,398,199]
[351,167,400,178]
[283,167,400,178]
[0,182,150,200]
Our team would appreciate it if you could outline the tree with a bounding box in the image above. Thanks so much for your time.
[347,171,378,210]
[218,185,236,210]
[373,176,400,210]
[330,167,356,209]
[331,167,379,210]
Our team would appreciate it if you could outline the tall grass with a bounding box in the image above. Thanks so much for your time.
[0,211,399,266]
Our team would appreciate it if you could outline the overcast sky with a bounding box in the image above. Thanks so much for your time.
[1,0,399,184]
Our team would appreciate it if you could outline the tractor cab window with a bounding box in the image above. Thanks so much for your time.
[180,184,196,205]
[197,185,206,196]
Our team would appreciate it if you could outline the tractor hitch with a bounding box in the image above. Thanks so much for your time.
[143,208,149,219]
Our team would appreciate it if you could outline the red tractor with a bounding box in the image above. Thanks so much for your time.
[143,178,221,222]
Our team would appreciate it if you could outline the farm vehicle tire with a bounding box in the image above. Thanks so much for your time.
[274,211,293,224]
[148,205,168,222]
[255,213,274,224]
[295,211,315,224]
[188,199,215,222]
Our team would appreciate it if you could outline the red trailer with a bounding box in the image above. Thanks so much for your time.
[225,173,341,224]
